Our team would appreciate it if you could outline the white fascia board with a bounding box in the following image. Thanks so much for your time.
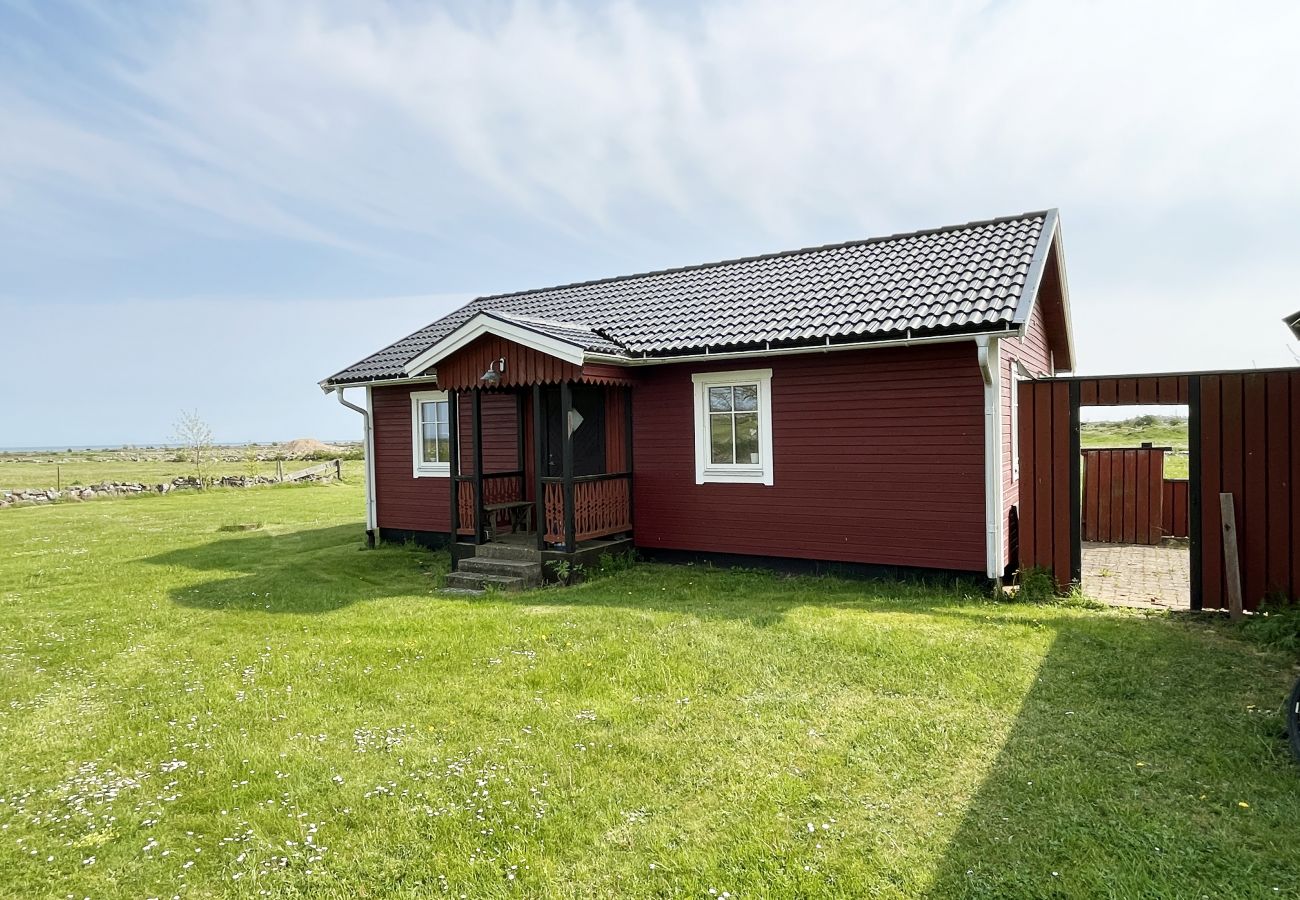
[401,312,587,377]
[584,328,1018,367]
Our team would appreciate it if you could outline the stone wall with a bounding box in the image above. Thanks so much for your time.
[0,472,334,509]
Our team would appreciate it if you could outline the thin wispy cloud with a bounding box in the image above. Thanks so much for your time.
[1,0,1297,443]
[8,2,1299,251]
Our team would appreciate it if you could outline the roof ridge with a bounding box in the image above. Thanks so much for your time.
[472,210,1053,304]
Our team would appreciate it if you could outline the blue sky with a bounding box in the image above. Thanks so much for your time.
[2,0,1298,446]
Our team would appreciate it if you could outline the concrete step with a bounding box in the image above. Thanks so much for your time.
[476,542,542,562]
[459,557,543,581]
[444,572,531,593]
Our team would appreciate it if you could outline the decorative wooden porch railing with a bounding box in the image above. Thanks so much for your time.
[543,473,632,545]
[456,471,525,536]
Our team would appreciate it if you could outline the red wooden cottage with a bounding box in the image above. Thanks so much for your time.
[321,210,1074,588]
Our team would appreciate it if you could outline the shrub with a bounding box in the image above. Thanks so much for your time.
[1015,566,1060,604]
[1240,599,1300,656]
[546,559,585,585]
[597,550,638,575]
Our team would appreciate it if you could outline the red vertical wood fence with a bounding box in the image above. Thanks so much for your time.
[1081,448,1166,544]
[1016,379,1079,590]
[1161,480,1189,539]
[1018,368,1300,610]
[1197,370,1299,611]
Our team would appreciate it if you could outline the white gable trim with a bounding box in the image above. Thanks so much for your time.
[401,312,588,377]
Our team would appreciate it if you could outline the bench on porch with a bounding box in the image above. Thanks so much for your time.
[482,500,533,541]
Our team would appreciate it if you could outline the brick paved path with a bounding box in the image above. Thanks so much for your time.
[1081,541,1190,610]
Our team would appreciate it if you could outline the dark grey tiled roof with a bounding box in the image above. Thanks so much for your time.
[325,210,1056,385]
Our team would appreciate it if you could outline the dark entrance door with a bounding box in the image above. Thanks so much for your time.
[540,384,605,477]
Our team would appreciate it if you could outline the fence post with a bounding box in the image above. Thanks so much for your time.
[276,460,284,482]
[334,458,342,481]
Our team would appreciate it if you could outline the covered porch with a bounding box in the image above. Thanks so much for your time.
[419,318,635,565]
[448,381,634,552]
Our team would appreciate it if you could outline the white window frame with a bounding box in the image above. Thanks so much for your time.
[691,368,774,485]
[410,390,451,477]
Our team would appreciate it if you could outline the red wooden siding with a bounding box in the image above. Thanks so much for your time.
[426,335,639,391]
[631,344,987,572]
[431,334,583,391]
[372,384,449,533]
[1081,448,1165,544]
[370,384,518,534]
[1161,480,1189,539]
[460,391,522,474]
[604,387,631,472]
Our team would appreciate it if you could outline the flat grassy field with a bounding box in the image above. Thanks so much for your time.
[0,447,362,491]
[1082,417,1190,478]
[1,480,1297,898]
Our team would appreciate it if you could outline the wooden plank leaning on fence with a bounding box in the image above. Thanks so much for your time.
[282,459,343,483]
[1219,492,1244,621]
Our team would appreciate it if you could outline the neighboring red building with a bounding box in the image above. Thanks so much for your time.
[322,211,1074,586]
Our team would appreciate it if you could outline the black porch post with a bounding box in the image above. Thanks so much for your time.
[1188,375,1203,611]
[447,389,459,542]
[532,384,545,551]
[560,380,576,550]
[1068,381,1082,585]
[624,385,634,534]
[472,388,484,544]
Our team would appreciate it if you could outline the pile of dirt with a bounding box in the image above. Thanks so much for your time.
[277,438,343,459]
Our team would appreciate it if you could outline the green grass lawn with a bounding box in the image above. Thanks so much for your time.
[0,480,1297,898]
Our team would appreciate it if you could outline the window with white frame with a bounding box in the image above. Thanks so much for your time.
[691,369,774,485]
[411,390,451,477]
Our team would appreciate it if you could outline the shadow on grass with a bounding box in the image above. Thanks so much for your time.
[149,521,987,622]
[147,524,445,614]
[145,528,1300,891]
[527,560,994,626]
[922,611,1300,898]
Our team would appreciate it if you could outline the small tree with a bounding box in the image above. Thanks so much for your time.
[173,410,214,484]
[243,443,262,480]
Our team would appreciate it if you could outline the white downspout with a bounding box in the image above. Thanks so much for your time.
[976,336,1004,583]
[335,387,377,547]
